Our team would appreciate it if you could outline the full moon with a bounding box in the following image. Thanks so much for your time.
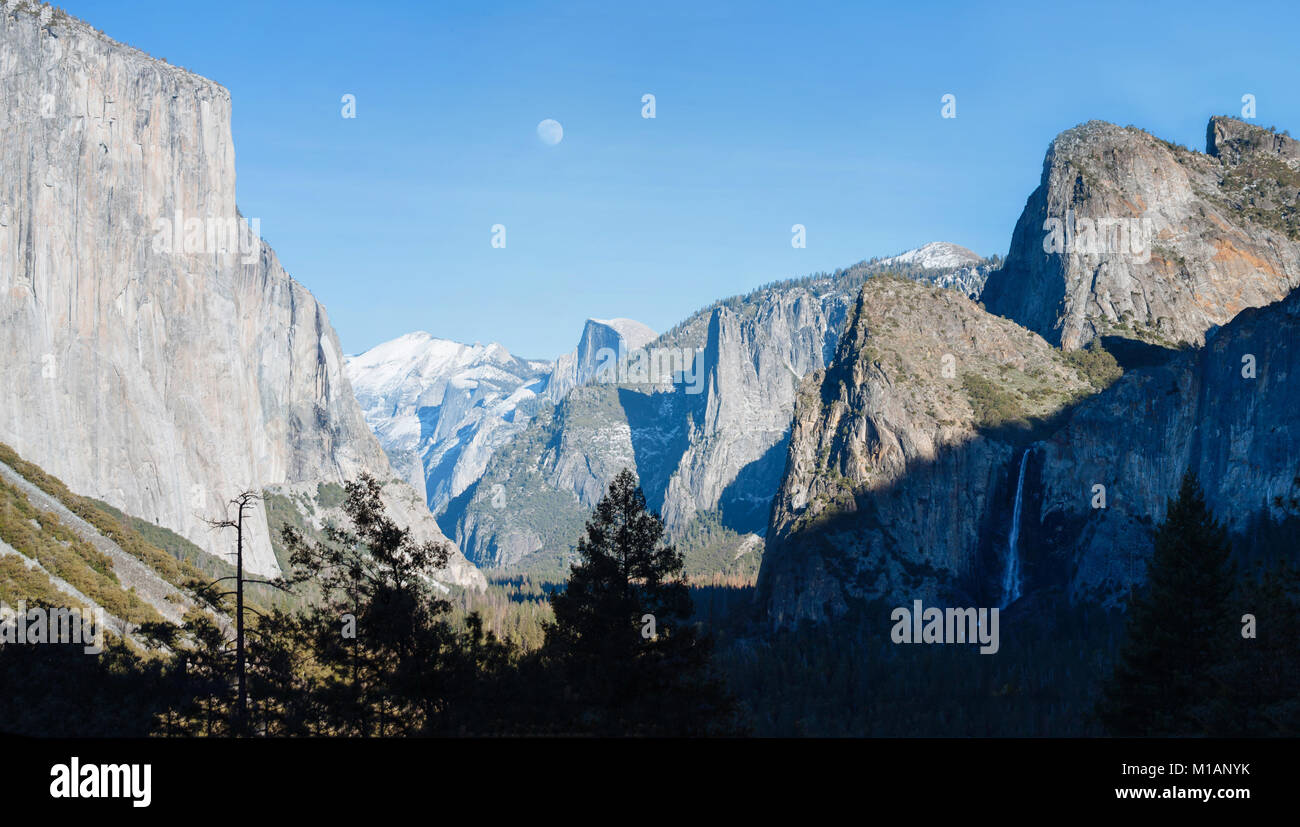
[537,119,563,146]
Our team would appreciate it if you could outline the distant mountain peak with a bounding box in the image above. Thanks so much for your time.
[345,333,552,514]
[587,317,657,350]
[880,242,982,270]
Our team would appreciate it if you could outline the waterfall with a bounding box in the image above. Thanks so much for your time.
[1001,449,1030,609]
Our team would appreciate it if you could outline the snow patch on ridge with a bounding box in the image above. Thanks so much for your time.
[880,242,982,271]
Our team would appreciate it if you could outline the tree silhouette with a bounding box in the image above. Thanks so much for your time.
[1098,472,1236,735]
[1200,561,1300,735]
[281,472,481,735]
[543,468,742,735]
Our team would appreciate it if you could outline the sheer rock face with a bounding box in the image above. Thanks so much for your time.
[543,317,658,403]
[758,277,1091,627]
[982,118,1300,351]
[658,288,850,536]
[0,13,482,589]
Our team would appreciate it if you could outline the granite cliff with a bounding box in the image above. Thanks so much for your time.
[758,276,1094,624]
[982,117,1300,351]
[0,9,482,588]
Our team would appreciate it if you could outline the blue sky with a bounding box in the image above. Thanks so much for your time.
[61,0,1300,358]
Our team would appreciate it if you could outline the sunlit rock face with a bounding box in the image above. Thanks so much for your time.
[983,118,1300,351]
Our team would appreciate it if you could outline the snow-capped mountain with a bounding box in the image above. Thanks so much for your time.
[346,333,552,514]
[348,247,1001,577]
[880,241,983,270]
[445,247,1002,576]
[881,243,993,299]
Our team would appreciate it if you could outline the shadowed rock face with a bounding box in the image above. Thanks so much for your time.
[1034,287,1300,607]
[983,117,1300,351]
[447,282,858,572]
[658,288,850,536]
[0,12,482,588]
[1207,115,1300,167]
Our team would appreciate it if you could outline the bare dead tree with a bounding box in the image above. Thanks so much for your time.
[202,490,290,736]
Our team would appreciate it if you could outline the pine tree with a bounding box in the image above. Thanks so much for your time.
[1098,471,1236,735]
[542,468,742,735]
[282,473,457,735]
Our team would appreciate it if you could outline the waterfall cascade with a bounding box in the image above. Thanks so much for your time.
[1001,449,1030,609]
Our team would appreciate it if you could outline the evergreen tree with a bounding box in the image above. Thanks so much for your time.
[137,596,232,734]
[282,473,458,735]
[1202,562,1300,735]
[281,472,524,735]
[542,468,742,735]
[1098,472,1236,735]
